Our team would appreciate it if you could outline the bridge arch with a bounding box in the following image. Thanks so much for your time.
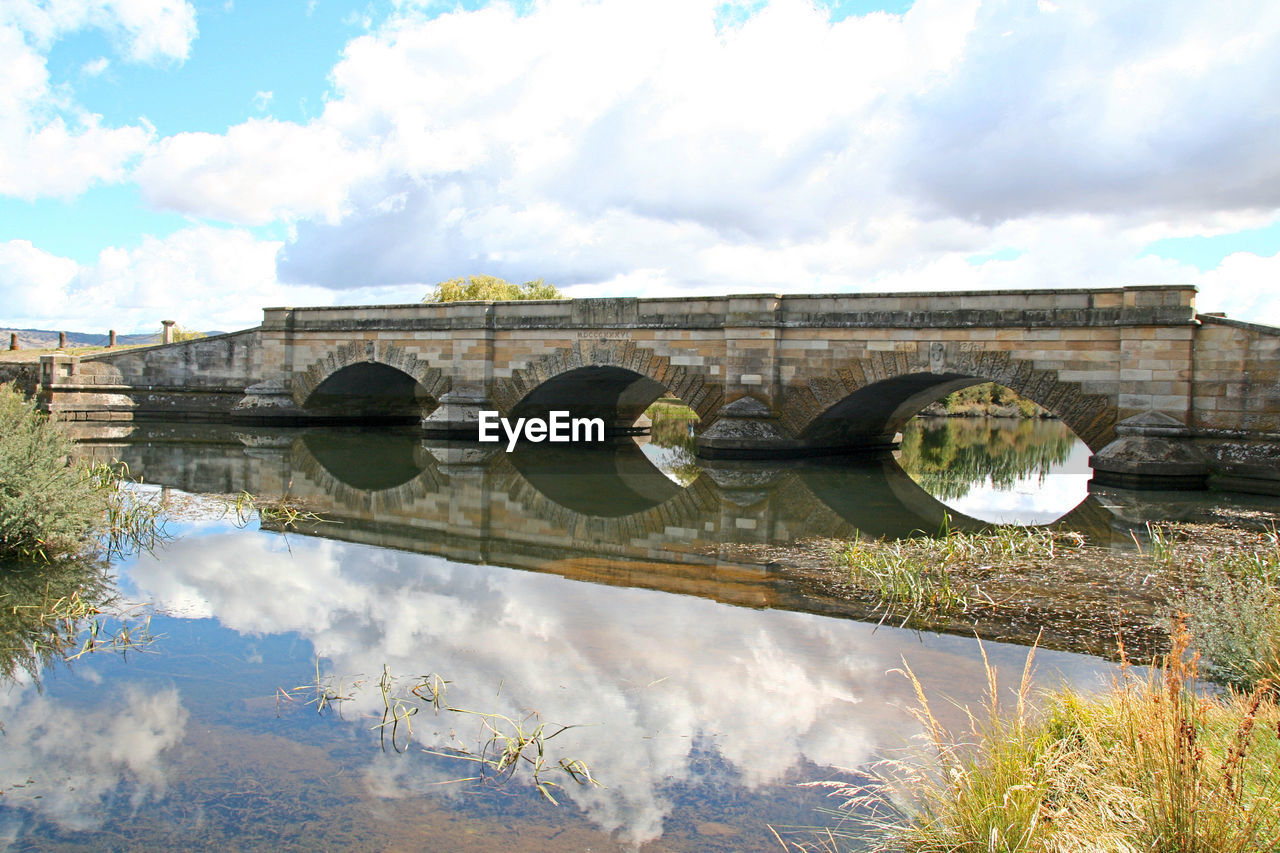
[784,346,1118,452]
[291,341,449,420]
[491,340,723,431]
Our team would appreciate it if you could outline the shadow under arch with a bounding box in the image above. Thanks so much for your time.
[492,340,723,432]
[505,442,689,517]
[785,349,1116,453]
[291,341,449,421]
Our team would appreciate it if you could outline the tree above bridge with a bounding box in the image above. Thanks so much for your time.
[424,275,564,302]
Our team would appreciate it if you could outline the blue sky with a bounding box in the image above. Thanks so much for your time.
[2,0,1278,333]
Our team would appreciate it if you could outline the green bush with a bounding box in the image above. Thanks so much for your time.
[0,383,105,562]
[1184,567,1280,692]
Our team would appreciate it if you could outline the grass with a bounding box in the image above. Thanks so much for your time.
[1130,522,1280,695]
[782,623,1280,853]
[228,490,332,531]
[833,519,1085,624]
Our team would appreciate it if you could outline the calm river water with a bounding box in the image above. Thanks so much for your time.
[1,417,1270,851]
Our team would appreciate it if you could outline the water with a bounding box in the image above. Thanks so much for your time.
[0,417,1221,850]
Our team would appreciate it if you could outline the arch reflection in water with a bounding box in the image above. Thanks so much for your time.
[897,417,1092,525]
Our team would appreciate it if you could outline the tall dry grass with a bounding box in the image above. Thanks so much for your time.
[787,623,1280,852]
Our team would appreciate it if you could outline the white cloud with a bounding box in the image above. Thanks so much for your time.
[5,227,334,332]
[0,240,80,321]
[123,525,1112,845]
[0,113,152,199]
[0,683,187,833]
[81,55,110,75]
[4,0,197,63]
[1198,250,1280,323]
[136,120,379,225]
[0,0,195,200]
[6,0,1280,326]
[250,0,1280,309]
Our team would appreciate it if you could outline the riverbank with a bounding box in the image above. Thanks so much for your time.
[714,512,1280,663]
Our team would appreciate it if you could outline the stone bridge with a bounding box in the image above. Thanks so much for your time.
[37,285,1280,491]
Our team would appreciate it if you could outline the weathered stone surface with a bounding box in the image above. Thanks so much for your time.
[30,286,1280,490]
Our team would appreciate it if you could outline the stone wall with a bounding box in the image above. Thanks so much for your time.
[1192,316,1280,434]
[38,329,261,420]
[0,362,39,397]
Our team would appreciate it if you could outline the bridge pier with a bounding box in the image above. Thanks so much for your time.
[697,397,804,457]
[1089,412,1209,490]
[421,387,494,437]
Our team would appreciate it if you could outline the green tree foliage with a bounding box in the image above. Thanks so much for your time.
[424,275,565,303]
[171,325,206,342]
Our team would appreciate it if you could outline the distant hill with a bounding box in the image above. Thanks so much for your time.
[1,328,226,350]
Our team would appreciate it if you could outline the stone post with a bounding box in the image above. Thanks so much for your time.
[162,320,176,344]
[8,333,16,351]
[108,330,117,348]
[58,332,67,349]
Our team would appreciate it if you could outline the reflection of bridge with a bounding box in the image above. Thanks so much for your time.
[72,424,1136,654]
[74,424,1117,562]
[40,287,1280,491]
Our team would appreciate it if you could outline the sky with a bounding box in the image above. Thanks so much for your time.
[1,0,1278,335]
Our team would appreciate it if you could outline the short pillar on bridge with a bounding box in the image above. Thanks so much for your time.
[1089,412,1208,491]
[161,320,176,345]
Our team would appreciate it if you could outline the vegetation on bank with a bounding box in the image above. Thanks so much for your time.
[424,274,565,302]
[834,522,1086,624]
[1158,524,1280,694]
[1,383,111,562]
[929,382,1050,419]
[793,624,1280,853]
[770,514,1280,851]
[0,383,163,683]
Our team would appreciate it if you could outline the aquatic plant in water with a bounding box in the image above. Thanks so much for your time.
[833,518,1084,625]
[1134,522,1280,694]
[277,663,599,804]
